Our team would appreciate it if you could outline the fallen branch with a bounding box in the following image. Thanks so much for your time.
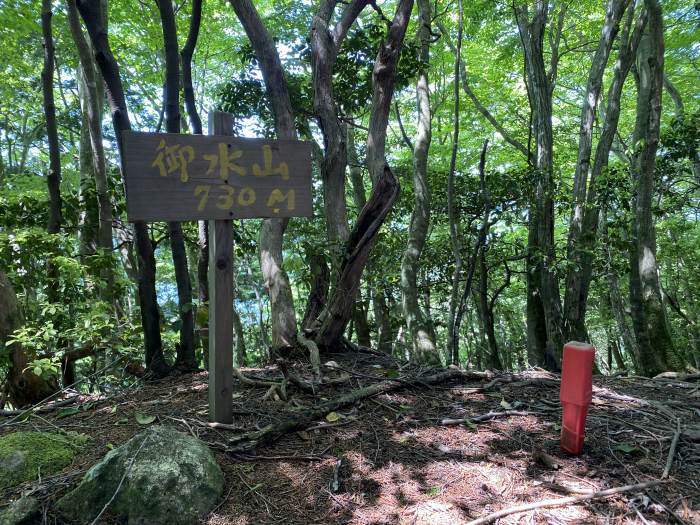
[465,480,665,525]
[662,419,682,479]
[440,410,532,426]
[223,368,489,452]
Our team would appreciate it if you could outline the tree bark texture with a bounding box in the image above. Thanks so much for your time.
[229,0,298,351]
[76,0,169,377]
[67,0,115,303]
[314,0,413,350]
[310,0,366,249]
[447,0,464,366]
[563,0,630,341]
[42,0,63,305]
[156,0,196,370]
[628,0,682,375]
[515,1,563,368]
[400,0,437,363]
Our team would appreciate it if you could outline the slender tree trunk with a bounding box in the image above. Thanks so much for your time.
[155,0,196,371]
[180,0,209,326]
[563,5,647,348]
[447,0,464,365]
[515,1,563,369]
[401,0,437,363]
[75,0,169,377]
[628,0,682,375]
[42,0,62,305]
[228,0,298,352]
[310,0,363,252]
[67,0,115,304]
[563,0,630,341]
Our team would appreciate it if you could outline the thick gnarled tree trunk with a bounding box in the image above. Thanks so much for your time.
[315,0,414,349]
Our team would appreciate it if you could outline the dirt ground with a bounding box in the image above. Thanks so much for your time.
[1,351,698,524]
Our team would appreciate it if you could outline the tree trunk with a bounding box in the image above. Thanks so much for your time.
[42,0,62,305]
[310,0,364,251]
[447,0,464,366]
[1,271,58,407]
[228,0,298,352]
[346,123,371,347]
[301,253,330,330]
[478,249,502,369]
[75,0,169,377]
[68,0,115,306]
[563,0,630,341]
[314,0,413,350]
[515,1,564,369]
[628,0,682,375]
[180,0,209,328]
[401,0,437,363]
[155,0,196,371]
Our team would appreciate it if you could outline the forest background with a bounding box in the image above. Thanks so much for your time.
[0,0,698,407]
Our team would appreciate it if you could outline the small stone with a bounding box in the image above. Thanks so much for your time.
[57,426,224,525]
[0,496,40,525]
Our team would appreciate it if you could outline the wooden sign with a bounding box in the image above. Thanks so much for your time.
[122,131,312,221]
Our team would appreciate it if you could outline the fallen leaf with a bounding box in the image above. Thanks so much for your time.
[463,419,478,431]
[500,398,513,410]
[613,442,639,454]
[135,413,156,425]
[57,407,80,419]
[326,411,340,422]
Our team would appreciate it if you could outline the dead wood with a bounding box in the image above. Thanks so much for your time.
[222,368,490,452]
[466,480,665,525]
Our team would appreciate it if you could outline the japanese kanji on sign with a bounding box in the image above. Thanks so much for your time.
[122,131,312,221]
[121,114,313,425]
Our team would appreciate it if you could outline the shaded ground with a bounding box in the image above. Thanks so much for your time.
[1,351,698,524]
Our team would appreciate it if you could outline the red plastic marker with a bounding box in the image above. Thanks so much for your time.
[560,341,595,455]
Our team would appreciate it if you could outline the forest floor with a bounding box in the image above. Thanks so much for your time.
[1,351,699,524]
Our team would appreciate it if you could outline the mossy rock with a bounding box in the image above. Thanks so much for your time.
[0,432,88,491]
[57,426,224,525]
[0,496,40,525]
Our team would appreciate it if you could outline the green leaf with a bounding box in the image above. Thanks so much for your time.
[325,411,340,422]
[57,407,80,418]
[106,443,115,450]
[135,413,156,425]
[33,366,42,377]
[500,398,513,410]
[463,419,477,431]
[613,442,639,454]
[383,368,399,378]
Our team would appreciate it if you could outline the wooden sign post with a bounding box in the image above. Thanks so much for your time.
[122,112,312,423]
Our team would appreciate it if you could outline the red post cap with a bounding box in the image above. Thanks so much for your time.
[560,341,595,455]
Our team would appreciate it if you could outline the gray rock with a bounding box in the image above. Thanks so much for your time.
[56,426,224,525]
[0,496,40,525]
